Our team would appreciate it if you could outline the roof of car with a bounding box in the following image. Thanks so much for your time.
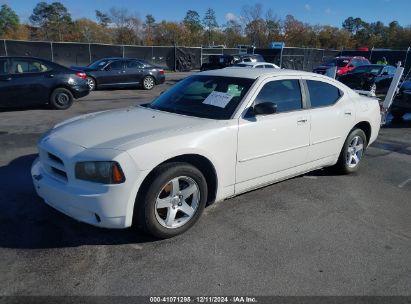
[200,68,322,79]
[234,62,276,66]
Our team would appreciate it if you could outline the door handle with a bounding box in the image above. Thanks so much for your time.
[46,74,54,78]
[297,119,308,124]
[0,77,11,81]
[344,111,352,115]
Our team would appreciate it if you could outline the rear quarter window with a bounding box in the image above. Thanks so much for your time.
[306,80,342,108]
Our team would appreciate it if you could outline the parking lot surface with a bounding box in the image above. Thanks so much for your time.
[0,71,411,296]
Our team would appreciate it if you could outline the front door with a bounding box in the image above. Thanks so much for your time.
[236,78,310,193]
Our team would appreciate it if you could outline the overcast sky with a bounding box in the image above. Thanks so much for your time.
[2,0,410,28]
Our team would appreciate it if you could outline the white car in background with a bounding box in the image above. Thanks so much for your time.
[232,62,280,69]
[32,69,381,238]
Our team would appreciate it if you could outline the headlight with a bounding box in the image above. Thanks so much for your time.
[75,161,125,184]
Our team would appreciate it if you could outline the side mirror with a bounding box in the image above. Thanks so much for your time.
[382,71,389,76]
[104,66,111,71]
[253,102,277,115]
[348,64,354,68]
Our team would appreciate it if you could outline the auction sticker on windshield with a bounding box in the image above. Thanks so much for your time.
[203,91,233,108]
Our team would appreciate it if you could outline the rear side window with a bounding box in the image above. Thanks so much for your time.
[0,59,8,75]
[107,60,123,70]
[306,80,342,108]
[255,79,302,113]
[126,60,144,69]
[12,59,50,74]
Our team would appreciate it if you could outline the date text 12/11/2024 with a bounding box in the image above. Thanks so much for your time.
[149,296,257,303]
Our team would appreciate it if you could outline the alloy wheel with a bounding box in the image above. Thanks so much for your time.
[154,176,200,229]
[346,136,364,168]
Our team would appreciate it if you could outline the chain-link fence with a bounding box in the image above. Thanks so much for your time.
[2,39,410,75]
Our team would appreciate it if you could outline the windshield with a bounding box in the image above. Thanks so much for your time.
[88,59,111,68]
[147,75,255,119]
[325,58,350,67]
[351,65,383,75]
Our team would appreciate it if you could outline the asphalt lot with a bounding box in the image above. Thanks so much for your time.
[0,71,411,296]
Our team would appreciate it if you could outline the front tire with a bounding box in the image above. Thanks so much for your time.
[335,129,367,174]
[50,88,74,110]
[136,162,208,239]
[142,75,155,90]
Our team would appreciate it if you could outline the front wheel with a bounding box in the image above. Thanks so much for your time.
[335,129,367,174]
[142,76,155,90]
[50,88,74,110]
[136,162,208,239]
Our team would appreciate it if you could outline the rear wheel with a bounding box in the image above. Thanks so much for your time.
[335,129,367,174]
[136,162,207,239]
[142,76,155,90]
[50,88,73,110]
[87,77,96,91]
[370,83,377,95]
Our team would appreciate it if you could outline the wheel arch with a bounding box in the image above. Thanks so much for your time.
[132,153,219,224]
[352,121,371,145]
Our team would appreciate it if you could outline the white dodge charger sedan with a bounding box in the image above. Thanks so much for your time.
[32,68,381,238]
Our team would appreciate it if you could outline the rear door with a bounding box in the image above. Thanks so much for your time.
[123,60,144,86]
[97,60,127,87]
[8,58,53,106]
[306,79,355,161]
[0,58,13,107]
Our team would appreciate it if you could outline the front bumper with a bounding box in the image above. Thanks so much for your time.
[31,157,130,229]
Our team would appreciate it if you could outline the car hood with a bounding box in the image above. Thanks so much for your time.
[44,106,214,150]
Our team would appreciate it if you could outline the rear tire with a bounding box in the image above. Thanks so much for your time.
[142,76,155,90]
[50,88,74,110]
[135,162,208,239]
[335,129,367,174]
[87,77,96,91]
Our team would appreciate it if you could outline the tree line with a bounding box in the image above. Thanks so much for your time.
[1,2,411,50]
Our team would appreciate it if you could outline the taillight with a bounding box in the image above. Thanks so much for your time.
[75,72,87,79]
[159,69,165,75]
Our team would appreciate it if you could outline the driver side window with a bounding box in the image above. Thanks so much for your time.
[254,79,303,113]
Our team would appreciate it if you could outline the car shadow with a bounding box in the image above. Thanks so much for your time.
[0,104,49,112]
[0,154,157,249]
[385,114,411,128]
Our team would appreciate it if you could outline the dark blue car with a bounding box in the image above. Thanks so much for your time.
[0,56,89,110]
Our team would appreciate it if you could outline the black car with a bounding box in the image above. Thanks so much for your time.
[0,56,89,110]
[71,57,165,91]
[337,64,397,95]
[200,54,265,71]
[200,55,235,71]
[391,79,411,119]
